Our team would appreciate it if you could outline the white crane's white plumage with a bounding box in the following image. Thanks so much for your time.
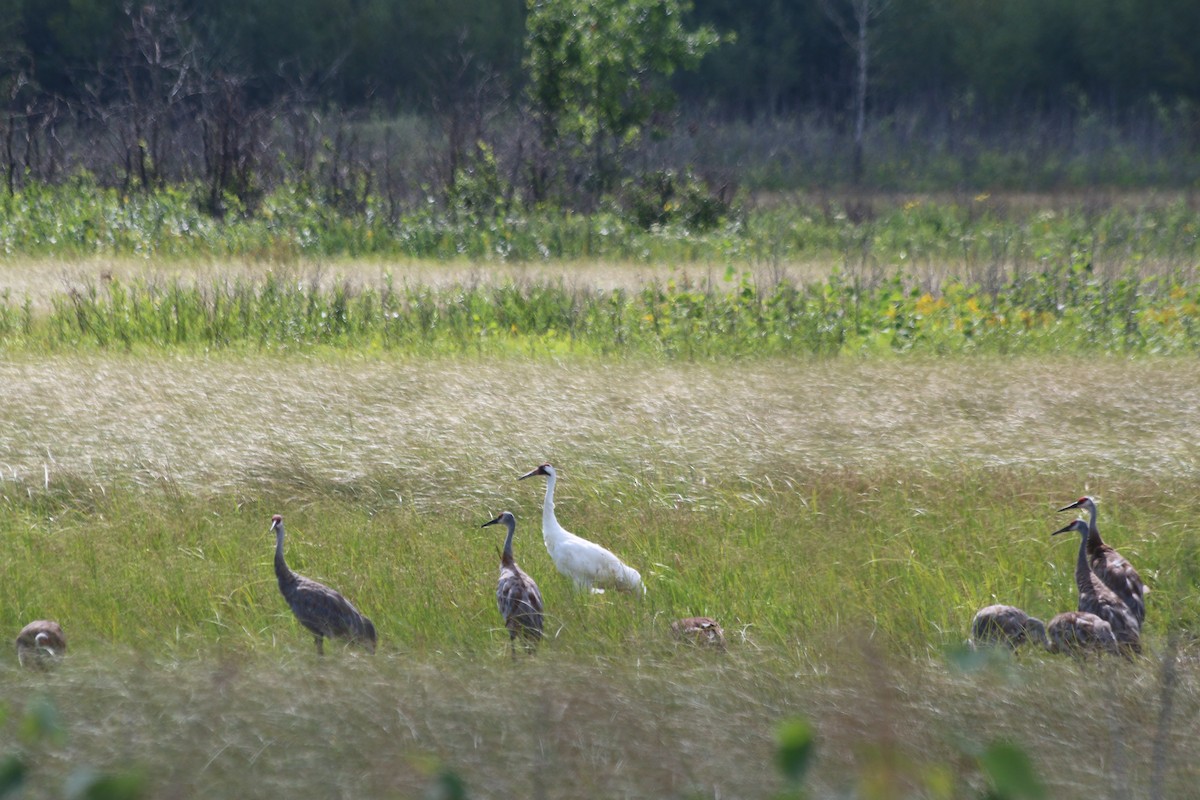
[519,463,645,594]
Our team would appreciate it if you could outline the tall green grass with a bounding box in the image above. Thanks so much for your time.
[10,261,1200,356]
[0,468,1196,798]
[0,465,1193,660]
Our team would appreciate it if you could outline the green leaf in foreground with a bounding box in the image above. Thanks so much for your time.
[65,768,147,800]
[424,767,469,800]
[0,755,26,798]
[979,741,1045,800]
[776,716,816,784]
[20,697,65,745]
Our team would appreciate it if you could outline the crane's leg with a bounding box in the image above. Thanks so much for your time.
[314,635,325,656]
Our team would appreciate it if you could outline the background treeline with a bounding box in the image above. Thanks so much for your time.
[1,0,1198,217]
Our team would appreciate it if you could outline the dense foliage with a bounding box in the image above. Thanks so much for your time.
[8,0,1199,116]
[0,0,1196,210]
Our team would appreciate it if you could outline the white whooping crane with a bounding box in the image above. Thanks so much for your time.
[519,463,645,595]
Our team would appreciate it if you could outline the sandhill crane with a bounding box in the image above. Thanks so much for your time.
[1045,611,1120,656]
[482,511,545,655]
[1053,518,1140,654]
[271,515,376,655]
[1058,496,1147,624]
[968,605,1048,650]
[670,616,726,650]
[518,463,645,594]
[15,620,67,670]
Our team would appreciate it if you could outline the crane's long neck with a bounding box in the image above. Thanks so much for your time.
[541,471,563,546]
[1084,500,1104,548]
[1074,531,1094,599]
[501,518,517,567]
[1026,617,1048,647]
[274,528,296,587]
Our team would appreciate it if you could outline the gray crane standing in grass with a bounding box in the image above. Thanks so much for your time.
[482,511,544,655]
[15,620,67,670]
[1053,518,1140,654]
[1058,496,1147,624]
[968,605,1047,650]
[271,514,376,655]
[1045,611,1120,656]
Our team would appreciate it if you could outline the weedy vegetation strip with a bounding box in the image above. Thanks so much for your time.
[3,261,1200,355]
[2,183,1200,269]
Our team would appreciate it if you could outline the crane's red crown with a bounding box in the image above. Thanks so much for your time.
[271,514,283,524]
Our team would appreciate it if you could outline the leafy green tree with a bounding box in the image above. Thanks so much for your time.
[524,0,723,195]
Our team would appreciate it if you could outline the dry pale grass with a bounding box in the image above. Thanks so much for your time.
[0,257,779,311]
[2,643,1198,800]
[0,353,1196,508]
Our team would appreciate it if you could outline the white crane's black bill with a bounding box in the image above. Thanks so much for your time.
[518,465,548,480]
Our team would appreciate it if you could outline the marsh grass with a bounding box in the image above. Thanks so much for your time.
[4,257,1199,357]
[2,353,1199,797]
[2,623,1199,799]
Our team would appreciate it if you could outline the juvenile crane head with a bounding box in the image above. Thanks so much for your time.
[482,511,516,529]
[1051,518,1089,539]
[518,463,554,481]
[1058,496,1096,514]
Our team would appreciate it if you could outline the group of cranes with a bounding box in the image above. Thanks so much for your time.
[20,478,1145,666]
[14,461,707,666]
[270,462,664,657]
[971,495,1146,658]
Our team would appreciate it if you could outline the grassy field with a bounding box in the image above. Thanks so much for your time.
[1,189,1198,798]
[1,351,1199,798]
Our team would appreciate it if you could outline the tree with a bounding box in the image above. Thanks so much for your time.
[820,0,890,183]
[523,0,722,198]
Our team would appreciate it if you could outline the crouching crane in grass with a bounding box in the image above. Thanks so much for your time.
[16,620,67,670]
[271,514,376,655]
[1053,518,1140,655]
[968,605,1047,650]
[482,511,544,656]
[1045,611,1120,656]
[671,617,726,650]
[1058,496,1147,625]
[519,463,645,594]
